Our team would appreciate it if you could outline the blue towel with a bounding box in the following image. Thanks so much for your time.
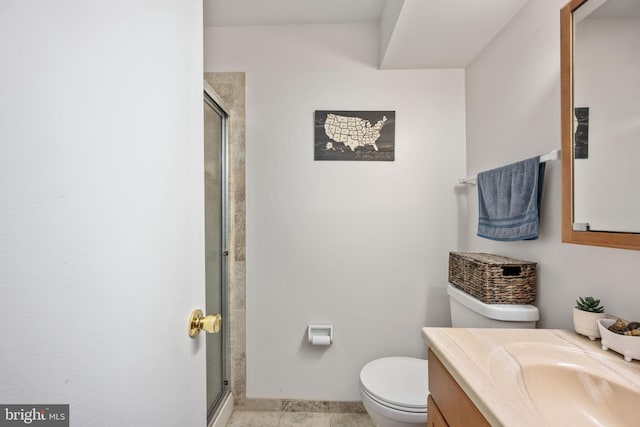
[477,156,545,241]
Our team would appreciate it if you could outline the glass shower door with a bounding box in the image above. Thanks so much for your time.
[203,90,228,422]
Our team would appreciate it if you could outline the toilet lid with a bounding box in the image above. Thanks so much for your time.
[360,357,428,410]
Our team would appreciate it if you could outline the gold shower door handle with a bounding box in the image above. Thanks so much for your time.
[188,309,222,337]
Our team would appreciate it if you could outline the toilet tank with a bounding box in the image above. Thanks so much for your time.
[447,283,539,328]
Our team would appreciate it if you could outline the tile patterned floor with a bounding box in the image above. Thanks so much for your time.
[226,410,375,427]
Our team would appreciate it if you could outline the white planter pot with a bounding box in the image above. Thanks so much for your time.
[573,307,607,340]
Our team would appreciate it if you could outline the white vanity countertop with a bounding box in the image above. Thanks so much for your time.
[422,327,640,427]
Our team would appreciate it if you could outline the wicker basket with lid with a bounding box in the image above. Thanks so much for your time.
[448,252,537,305]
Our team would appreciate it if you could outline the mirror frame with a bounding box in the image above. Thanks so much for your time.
[561,0,640,250]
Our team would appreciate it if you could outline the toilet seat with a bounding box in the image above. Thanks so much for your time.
[361,386,426,413]
[359,357,428,413]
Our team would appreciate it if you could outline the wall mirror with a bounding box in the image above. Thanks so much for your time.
[561,0,640,250]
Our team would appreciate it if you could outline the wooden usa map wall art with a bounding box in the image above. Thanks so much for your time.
[314,110,395,161]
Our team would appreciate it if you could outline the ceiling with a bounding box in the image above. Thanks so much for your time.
[204,0,386,26]
[204,0,529,69]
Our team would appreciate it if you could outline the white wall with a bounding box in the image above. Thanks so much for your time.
[205,24,466,401]
[0,1,206,425]
[465,0,640,329]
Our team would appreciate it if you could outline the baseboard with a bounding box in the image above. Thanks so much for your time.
[235,398,365,414]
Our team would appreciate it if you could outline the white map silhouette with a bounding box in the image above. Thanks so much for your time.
[323,113,388,152]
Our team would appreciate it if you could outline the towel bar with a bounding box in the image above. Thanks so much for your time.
[459,149,561,185]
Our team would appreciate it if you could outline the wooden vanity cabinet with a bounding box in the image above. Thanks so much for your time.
[427,348,490,427]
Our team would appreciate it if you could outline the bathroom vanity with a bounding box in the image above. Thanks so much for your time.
[422,328,640,426]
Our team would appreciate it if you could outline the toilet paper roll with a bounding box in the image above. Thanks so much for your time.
[311,336,331,346]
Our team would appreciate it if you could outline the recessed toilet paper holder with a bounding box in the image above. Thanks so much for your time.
[308,324,333,345]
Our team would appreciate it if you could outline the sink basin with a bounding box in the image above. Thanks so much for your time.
[490,343,640,426]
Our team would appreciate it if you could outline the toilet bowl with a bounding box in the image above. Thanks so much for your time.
[359,357,428,427]
[359,283,540,426]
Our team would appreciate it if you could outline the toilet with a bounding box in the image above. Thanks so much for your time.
[359,283,539,427]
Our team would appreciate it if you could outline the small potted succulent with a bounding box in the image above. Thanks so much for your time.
[573,296,606,340]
